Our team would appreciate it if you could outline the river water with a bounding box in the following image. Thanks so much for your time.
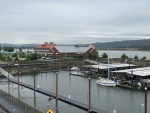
[98,50,150,59]
[0,71,149,113]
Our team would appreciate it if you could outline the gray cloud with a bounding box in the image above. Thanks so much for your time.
[0,0,150,44]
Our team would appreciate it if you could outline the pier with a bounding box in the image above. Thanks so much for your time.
[10,79,109,113]
[0,63,109,113]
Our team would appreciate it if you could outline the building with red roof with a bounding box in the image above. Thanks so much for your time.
[34,42,98,59]
[34,42,56,55]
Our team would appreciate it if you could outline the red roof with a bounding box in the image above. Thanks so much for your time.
[35,43,56,49]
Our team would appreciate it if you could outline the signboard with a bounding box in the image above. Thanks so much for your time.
[46,109,54,113]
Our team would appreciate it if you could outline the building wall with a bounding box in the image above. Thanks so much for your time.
[34,45,98,59]
[83,49,98,58]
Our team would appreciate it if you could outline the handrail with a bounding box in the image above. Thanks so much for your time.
[0,68,14,80]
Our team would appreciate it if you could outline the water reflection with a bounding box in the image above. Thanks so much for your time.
[0,70,149,113]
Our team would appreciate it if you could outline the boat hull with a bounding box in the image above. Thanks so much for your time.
[97,78,116,86]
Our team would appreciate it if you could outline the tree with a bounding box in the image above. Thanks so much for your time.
[12,53,18,58]
[0,45,1,51]
[121,53,128,62]
[6,55,11,61]
[102,53,108,58]
[0,53,3,60]
[134,55,138,60]
[88,53,98,60]
[3,46,14,52]
[141,56,147,60]
[121,53,128,59]
[19,54,25,58]
[26,53,42,61]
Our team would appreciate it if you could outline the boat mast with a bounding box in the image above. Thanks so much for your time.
[108,49,110,79]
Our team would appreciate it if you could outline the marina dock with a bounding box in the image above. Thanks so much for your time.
[10,79,109,113]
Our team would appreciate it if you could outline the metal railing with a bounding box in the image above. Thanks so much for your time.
[0,68,14,80]
[0,90,42,113]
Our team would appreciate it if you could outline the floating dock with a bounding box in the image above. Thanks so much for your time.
[10,80,109,113]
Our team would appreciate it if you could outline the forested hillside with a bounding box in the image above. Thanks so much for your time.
[93,39,150,50]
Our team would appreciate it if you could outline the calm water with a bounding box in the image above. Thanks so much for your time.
[0,71,149,113]
[98,50,150,59]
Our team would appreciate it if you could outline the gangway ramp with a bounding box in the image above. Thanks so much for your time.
[0,67,14,80]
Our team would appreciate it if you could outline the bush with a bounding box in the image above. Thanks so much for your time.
[102,53,108,58]
[3,46,14,52]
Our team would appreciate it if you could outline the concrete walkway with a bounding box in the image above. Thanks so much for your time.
[0,95,28,113]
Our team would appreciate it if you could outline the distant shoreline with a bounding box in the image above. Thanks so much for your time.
[96,48,140,51]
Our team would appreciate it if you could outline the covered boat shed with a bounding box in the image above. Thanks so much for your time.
[81,63,136,77]
[111,67,150,77]
[111,67,150,87]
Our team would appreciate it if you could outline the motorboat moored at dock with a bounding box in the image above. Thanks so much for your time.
[70,66,80,71]
[97,77,116,86]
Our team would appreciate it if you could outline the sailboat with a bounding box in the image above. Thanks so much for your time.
[97,50,116,86]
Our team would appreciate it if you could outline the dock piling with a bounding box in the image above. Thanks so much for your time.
[7,64,10,94]
[88,77,91,112]
[56,72,58,99]
[34,68,36,104]
[17,65,20,99]
[144,87,147,113]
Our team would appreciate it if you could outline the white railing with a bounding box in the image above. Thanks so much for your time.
[0,68,14,80]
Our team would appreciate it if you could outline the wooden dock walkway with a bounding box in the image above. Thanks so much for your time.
[10,80,109,113]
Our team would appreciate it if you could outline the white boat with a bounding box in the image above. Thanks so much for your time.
[97,77,116,86]
[96,50,116,86]
[140,79,150,87]
[70,66,80,71]
[140,79,150,83]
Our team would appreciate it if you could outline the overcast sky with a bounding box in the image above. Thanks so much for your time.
[0,0,150,44]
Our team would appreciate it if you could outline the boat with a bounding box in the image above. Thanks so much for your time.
[97,77,116,86]
[70,66,80,71]
[96,50,116,86]
[140,79,150,87]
